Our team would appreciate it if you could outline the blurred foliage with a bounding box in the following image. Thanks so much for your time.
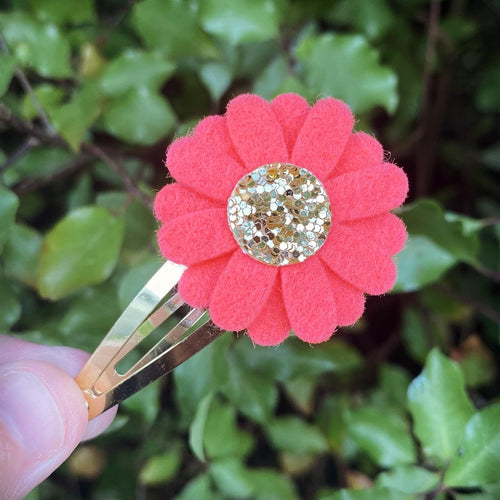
[0,0,499,499]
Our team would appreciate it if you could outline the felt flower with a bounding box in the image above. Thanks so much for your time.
[154,93,408,346]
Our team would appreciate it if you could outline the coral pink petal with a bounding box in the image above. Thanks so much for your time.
[281,257,337,343]
[270,93,310,157]
[226,94,289,169]
[326,270,365,326]
[319,222,397,295]
[210,251,278,331]
[291,98,354,179]
[326,163,409,221]
[178,255,231,308]
[343,213,407,255]
[330,132,384,178]
[166,117,247,202]
[158,208,237,266]
[247,277,290,346]
[154,183,221,223]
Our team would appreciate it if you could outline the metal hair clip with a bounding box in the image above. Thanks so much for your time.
[75,261,224,420]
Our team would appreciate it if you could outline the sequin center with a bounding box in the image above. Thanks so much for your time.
[227,163,331,266]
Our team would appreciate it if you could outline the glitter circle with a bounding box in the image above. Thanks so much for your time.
[227,163,331,266]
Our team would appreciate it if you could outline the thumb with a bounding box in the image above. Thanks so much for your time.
[0,359,88,500]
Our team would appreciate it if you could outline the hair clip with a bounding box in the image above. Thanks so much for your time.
[77,93,408,419]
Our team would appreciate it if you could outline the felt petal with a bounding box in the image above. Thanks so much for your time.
[270,93,310,157]
[158,208,237,265]
[178,255,231,308]
[291,98,354,179]
[281,257,337,343]
[319,222,397,295]
[326,163,409,221]
[226,94,289,170]
[342,213,407,255]
[326,269,365,326]
[330,132,384,178]
[154,183,220,223]
[247,276,290,346]
[210,251,278,331]
[166,116,247,202]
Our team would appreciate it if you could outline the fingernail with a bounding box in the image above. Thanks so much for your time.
[0,367,65,454]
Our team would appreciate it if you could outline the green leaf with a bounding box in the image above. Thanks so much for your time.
[3,224,42,287]
[100,50,175,96]
[200,0,281,45]
[139,448,182,485]
[253,56,289,100]
[234,336,363,382]
[50,82,102,151]
[328,0,395,41]
[38,206,124,300]
[319,487,413,500]
[175,473,224,500]
[1,147,73,187]
[316,395,350,452]
[296,33,398,114]
[96,192,156,251]
[103,88,176,145]
[29,0,96,24]
[248,469,299,500]
[67,173,93,210]
[210,458,254,499]
[399,199,480,264]
[132,0,216,59]
[189,393,214,462]
[0,186,19,254]
[376,465,440,494]
[401,307,431,362]
[283,375,317,415]
[202,397,254,460]
[174,334,231,419]
[445,403,500,488]
[121,379,160,425]
[0,12,72,78]
[394,235,456,292]
[0,272,21,331]
[222,347,278,423]
[372,364,412,411]
[407,348,475,464]
[266,416,328,455]
[0,54,17,96]
[58,284,121,350]
[117,259,163,310]
[348,406,416,467]
[199,62,232,101]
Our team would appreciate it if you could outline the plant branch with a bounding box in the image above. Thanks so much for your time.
[1,104,153,209]
[0,136,39,173]
[13,154,93,194]
[437,284,500,325]
[0,31,55,135]
[82,143,153,210]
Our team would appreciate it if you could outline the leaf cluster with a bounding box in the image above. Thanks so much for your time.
[0,0,499,499]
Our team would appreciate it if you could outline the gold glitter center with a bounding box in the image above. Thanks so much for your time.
[227,163,331,266]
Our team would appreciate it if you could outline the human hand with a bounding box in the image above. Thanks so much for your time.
[0,335,117,500]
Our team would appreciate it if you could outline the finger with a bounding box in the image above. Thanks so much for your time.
[0,335,118,439]
[0,359,88,500]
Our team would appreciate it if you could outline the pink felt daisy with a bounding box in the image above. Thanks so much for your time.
[154,93,408,346]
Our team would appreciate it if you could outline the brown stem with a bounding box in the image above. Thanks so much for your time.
[13,154,93,194]
[0,31,55,135]
[82,143,153,210]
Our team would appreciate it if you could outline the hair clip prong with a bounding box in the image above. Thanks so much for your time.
[75,261,224,420]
